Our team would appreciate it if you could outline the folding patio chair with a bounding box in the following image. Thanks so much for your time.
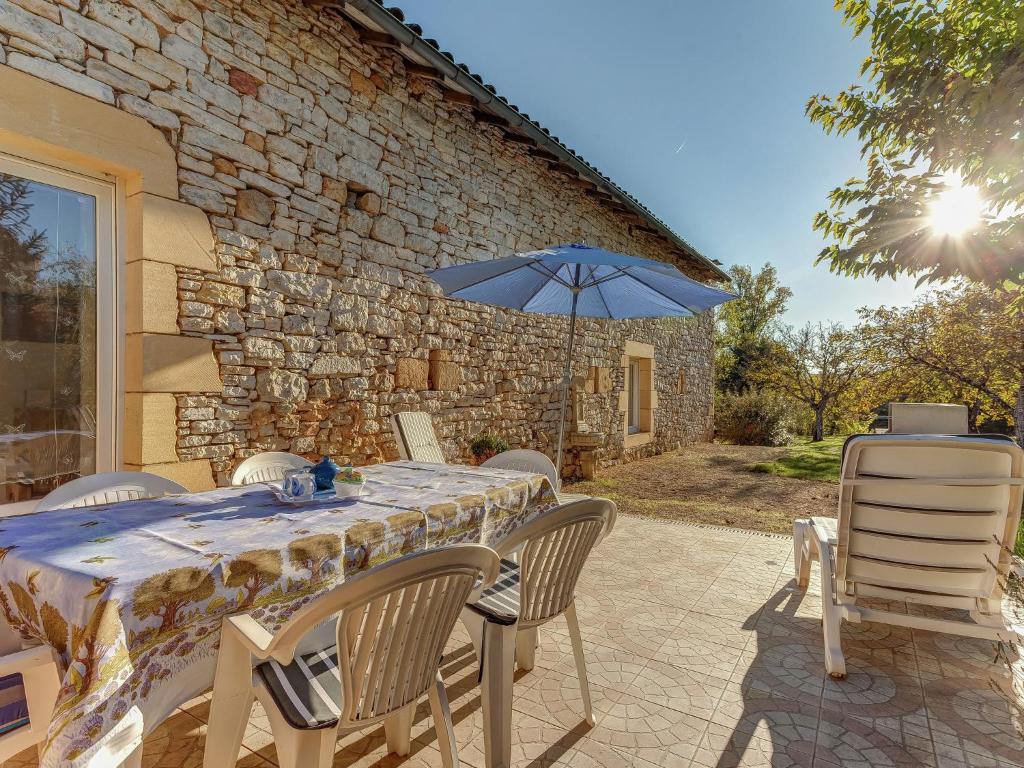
[793,434,1023,678]
[390,412,447,463]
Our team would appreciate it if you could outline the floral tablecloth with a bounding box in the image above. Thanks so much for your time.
[0,461,556,767]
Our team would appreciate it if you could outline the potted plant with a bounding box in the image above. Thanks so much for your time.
[469,433,510,464]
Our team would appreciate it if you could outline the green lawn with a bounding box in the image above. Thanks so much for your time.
[748,436,846,482]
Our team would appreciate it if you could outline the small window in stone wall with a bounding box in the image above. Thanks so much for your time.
[428,350,462,391]
[677,371,686,394]
[394,351,464,392]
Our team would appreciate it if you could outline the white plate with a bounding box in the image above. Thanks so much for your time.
[333,480,367,499]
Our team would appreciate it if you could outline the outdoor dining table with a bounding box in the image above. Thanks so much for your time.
[0,460,557,768]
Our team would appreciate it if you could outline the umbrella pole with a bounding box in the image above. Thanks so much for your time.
[555,287,580,481]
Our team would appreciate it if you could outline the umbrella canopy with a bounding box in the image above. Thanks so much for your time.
[427,243,735,475]
[427,243,735,319]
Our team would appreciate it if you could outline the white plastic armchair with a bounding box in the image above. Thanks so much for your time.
[459,498,616,768]
[390,411,447,463]
[481,449,589,503]
[794,435,1023,679]
[231,452,313,486]
[203,544,499,768]
[34,471,187,511]
[0,645,61,762]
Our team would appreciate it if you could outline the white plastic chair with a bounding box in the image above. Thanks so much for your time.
[34,471,188,511]
[888,402,969,434]
[203,544,499,768]
[482,449,589,503]
[0,645,61,762]
[390,412,447,463]
[794,435,1023,679]
[458,498,616,768]
[231,452,313,486]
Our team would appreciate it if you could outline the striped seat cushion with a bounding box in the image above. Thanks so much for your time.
[255,646,342,730]
[0,673,28,736]
[466,558,520,625]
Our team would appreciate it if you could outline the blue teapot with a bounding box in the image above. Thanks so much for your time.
[311,456,341,491]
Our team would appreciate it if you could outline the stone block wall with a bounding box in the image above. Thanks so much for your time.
[0,0,718,484]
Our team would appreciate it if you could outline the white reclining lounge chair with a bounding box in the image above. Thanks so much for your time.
[888,402,969,434]
[794,434,1023,679]
[390,411,447,463]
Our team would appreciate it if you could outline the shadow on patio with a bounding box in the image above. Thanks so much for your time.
[8,517,1021,768]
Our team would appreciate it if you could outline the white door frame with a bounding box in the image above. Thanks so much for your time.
[0,153,119,514]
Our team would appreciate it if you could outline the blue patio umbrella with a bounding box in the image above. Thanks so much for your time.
[427,243,735,474]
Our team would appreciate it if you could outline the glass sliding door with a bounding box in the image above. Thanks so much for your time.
[0,154,115,513]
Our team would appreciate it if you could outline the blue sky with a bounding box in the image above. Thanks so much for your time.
[397,0,927,327]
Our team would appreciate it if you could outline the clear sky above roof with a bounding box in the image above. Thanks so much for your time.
[396,0,928,327]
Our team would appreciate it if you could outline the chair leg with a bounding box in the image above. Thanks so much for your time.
[118,744,143,768]
[479,617,516,768]
[515,625,538,671]
[384,703,415,756]
[821,593,846,680]
[260,687,338,768]
[810,534,846,680]
[429,671,460,768]
[793,520,810,589]
[564,601,595,727]
[460,607,484,661]
[204,629,255,768]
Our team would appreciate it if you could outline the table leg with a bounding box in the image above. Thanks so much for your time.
[118,743,143,768]
[204,630,254,768]
[480,618,516,768]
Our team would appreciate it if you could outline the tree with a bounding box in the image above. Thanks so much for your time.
[288,534,342,585]
[757,323,864,441]
[344,521,384,574]
[716,264,792,394]
[857,285,1023,442]
[808,1,1024,287]
[131,567,215,635]
[0,173,47,285]
[225,549,283,607]
[386,511,425,555]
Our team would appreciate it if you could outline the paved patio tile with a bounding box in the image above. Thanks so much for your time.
[7,517,1023,768]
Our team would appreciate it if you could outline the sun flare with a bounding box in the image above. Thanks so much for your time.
[927,178,984,237]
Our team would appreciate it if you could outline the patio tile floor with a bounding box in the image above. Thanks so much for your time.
[6,516,1023,767]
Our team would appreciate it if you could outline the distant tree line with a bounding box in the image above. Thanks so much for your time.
[715,265,1023,446]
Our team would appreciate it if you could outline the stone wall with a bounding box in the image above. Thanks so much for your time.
[0,0,718,483]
